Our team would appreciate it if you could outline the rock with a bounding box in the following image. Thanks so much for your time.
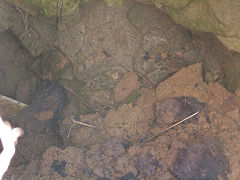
[56,22,85,60]
[130,3,204,86]
[156,96,205,128]
[235,88,240,97]
[115,143,177,179]
[0,0,56,56]
[86,139,126,178]
[172,137,229,180]
[222,53,240,92]
[13,0,79,18]
[37,146,88,179]
[112,0,240,52]
[60,113,108,148]
[7,0,40,16]
[156,63,232,111]
[0,30,37,103]
[225,109,239,120]
[17,160,39,180]
[144,0,240,53]
[0,0,25,32]
[61,66,74,81]
[90,89,114,107]
[37,110,54,121]
[104,88,155,142]
[29,50,71,80]
[114,72,140,102]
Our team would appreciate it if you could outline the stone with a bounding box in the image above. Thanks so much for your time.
[56,22,85,60]
[156,0,240,53]
[0,30,36,102]
[114,72,140,102]
[173,137,229,180]
[37,146,87,179]
[225,109,239,120]
[156,63,232,111]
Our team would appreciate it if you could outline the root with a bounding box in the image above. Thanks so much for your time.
[16,6,32,39]
[66,116,97,139]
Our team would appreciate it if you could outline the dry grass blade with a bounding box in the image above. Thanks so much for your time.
[16,6,32,39]
[66,116,98,139]
[144,111,199,143]
[64,86,93,110]
[71,116,97,129]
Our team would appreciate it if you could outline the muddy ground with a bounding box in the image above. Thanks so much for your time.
[0,0,240,180]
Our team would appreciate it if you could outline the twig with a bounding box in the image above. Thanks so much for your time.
[144,111,199,143]
[0,94,28,107]
[67,116,97,139]
[66,123,76,139]
[122,65,133,72]
[56,0,63,22]
[16,7,32,39]
[71,116,96,128]
[63,85,93,110]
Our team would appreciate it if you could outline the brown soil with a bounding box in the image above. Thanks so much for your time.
[0,0,240,180]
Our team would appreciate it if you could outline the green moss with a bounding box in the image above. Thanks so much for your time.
[127,3,145,28]
[73,63,108,81]
[24,0,79,17]
[166,0,225,36]
[225,66,240,92]
[104,0,122,7]
[126,91,141,104]
[155,0,192,9]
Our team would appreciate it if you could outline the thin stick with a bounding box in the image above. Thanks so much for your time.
[71,116,96,129]
[16,7,32,39]
[64,86,93,110]
[67,116,97,139]
[66,123,76,139]
[144,111,199,143]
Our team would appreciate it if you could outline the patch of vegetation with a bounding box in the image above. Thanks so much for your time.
[104,0,122,6]
[24,0,79,17]
[126,90,141,105]
[225,66,240,92]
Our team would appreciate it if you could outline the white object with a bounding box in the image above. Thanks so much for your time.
[0,116,23,180]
